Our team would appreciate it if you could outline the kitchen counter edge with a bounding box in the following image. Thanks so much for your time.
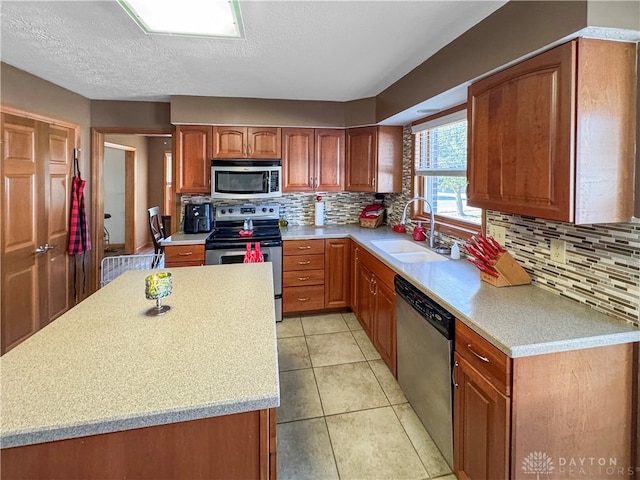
[281,225,640,358]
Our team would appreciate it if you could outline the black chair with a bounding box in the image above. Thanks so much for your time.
[148,207,165,267]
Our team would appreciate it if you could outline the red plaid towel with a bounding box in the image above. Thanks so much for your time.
[68,154,91,254]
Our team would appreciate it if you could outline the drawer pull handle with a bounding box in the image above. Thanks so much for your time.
[467,344,490,363]
[298,276,311,281]
[298,261,311,265]
[178,252,194,256]
[297,297,310,302]
[298,246,312,250]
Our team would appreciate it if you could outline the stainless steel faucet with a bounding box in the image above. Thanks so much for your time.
[401,196,436,248]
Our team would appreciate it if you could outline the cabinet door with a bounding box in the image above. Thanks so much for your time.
[247,127,281,159]
[325,238,350,308]
[350,244,359,315]
[315,129,345,192]
[356,262,374,334]
[373,279,396,376]
[212,127,246,158]
[345,127,377,192]
[282,128,314,192]
[176,126,212,193]
[467,41,575,222]
[453,353,510,480]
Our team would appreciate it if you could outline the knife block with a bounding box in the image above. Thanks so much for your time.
[480,251,531,287]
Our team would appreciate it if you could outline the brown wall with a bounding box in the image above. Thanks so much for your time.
[1,62,92,185]
[91,100,172,130]
[375,1,590,121]
[170,95,377,127]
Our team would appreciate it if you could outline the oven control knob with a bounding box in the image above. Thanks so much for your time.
[228,208,234,214]
[269,208,274,213]
[220,209,226,214]
[262,207,267,212]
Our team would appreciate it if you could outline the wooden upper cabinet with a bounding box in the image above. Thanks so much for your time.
[247,127,281,158]
[175,125,212,194]
[346,126,402,193]
[315,129,345,191]
[282,128,344,192]
[467,38,636,224]
[213,127,281,159]
[282,128,314,192]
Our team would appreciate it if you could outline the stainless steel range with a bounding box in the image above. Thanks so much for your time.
[205,204,282,322]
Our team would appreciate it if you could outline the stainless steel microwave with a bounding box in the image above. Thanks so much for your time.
[211,159,282,199]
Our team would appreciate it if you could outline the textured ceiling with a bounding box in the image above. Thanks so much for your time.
[0,0,507,103]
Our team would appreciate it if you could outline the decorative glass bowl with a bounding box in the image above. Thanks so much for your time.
[144,272,172,316]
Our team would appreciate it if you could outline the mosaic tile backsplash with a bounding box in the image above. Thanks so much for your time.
[486,212,640,326]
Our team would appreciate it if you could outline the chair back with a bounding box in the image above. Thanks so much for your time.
[148,207,165,253]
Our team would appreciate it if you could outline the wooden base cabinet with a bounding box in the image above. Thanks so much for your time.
[1,409,276,480]
[467,38,636,224]
[453,352,510,480]
[283,240,325,313]
[324,238,350,308]
[352,242,397,376]
[283,238,351,314]
[453,319,638,480]
[164,245,205,267]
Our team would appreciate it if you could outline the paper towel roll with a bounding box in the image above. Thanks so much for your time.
[315,201,324,226]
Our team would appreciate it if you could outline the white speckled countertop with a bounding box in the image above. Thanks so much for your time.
[160,232,210,245]
[282,225,640,357]
[0,263,279,449]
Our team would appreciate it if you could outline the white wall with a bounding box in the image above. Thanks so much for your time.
[104,134,149,252]
[103,147,126,244]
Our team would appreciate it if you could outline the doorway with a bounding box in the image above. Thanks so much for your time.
[90,128,173,293]
[103,142,136,255]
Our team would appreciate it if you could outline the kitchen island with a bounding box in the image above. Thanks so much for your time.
[0,263,279,479]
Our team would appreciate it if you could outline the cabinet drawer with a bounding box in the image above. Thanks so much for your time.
[455,319,511,396]
[164,245,205,266]
[283,269,324,287]
[284,240,325,256]
[283,254,324,271]
[283,285,325,312]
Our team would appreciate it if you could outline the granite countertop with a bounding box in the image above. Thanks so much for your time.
[0,263,280,449]
[281,225,640,358]
[160,232,210,246]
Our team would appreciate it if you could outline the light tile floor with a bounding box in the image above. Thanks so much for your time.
[276,312,456,480]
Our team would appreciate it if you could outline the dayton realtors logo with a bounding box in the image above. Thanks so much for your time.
[522,452,638,478]
[522,451,554,480]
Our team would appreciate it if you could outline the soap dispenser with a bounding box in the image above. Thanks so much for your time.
[413,222,426,241]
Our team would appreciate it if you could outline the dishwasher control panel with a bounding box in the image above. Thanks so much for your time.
[394,275,455,340]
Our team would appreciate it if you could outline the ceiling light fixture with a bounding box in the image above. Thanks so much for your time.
[416,109,440,115]
[118,0,244,38]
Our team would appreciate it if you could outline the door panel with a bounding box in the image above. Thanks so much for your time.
[1,114,74,354]
[1,117,40,353]
[48,126,72,321]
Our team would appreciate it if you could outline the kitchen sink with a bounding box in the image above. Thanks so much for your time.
[390,251,448,263]
[370,239,429,254]
[370,239,448,263]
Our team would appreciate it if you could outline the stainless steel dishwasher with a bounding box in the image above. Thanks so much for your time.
[395,275,455,469]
